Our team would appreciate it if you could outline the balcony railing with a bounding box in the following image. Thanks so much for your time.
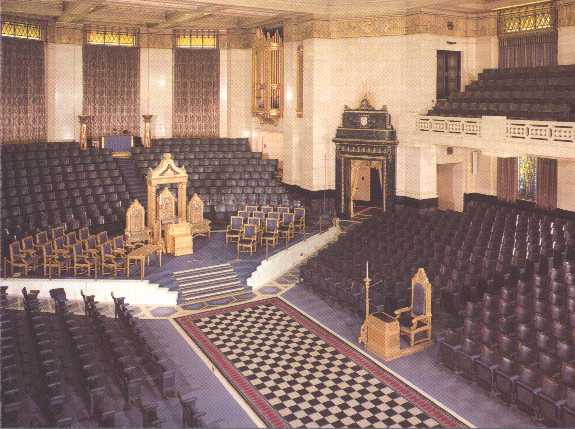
[416,115,575,145]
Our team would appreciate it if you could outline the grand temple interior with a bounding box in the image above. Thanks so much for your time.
[2,0,575,427]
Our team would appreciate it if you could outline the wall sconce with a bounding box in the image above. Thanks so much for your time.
[447,21,454,30]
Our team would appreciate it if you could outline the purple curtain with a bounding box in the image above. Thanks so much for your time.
[0,38,46,144]
[173,49,220,137]
[499,32,557,69]
[497,157,518,202]
[83,45,140,137]
[536,158,557,210]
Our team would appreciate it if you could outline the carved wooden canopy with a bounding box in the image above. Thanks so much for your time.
[147,153,187,186]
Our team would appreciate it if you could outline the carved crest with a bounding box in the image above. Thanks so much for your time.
[125,200,146,232]
[187,193,205,225]
[147,153,187,184]
[157,187,177,223]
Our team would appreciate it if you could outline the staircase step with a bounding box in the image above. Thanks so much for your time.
[174,263,230,276]
[180,286,247,303]
[178,277,240,292]
[176,271,236,285]
[179,281,242,297]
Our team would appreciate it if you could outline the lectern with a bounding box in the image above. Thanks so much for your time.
[165,223,193,256]
[361,312,401,360]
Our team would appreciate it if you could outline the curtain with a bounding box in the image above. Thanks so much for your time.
[83,45,140,137]
[536,158,558,210]
[497,157,518,202]
[499,32,557,68]
[173,49,220,137]
[0,38,46,144]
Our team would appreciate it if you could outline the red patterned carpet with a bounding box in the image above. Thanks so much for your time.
[176,298,470,428]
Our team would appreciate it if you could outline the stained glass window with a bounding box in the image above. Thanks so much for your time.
[86,29,137,47]
[498,2,554,35]
[518,156,537,201]
[175,31,217,49]
[1,19,43,40]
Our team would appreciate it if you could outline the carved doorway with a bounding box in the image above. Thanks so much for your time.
[350,159,385,216]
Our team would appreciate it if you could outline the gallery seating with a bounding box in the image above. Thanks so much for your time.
[428,65,575,121]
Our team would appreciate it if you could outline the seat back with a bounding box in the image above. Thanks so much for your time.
[410,268,432,318]
[22,236,34,251]
[243,224,257,240]
[230,216,244,231]
[265,218,278,233]
[36,230,48,246]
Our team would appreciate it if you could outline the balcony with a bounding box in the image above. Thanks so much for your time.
[415,115,575,158]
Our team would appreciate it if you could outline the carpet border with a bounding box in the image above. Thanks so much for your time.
[176,297,472,428]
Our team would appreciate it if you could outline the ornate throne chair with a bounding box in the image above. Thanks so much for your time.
[394,268,432,347]
[124,199,151,248]
[187,193,211,239]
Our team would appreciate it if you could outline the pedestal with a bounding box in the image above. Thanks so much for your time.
[143,114,153,148]
[78,115,90,150]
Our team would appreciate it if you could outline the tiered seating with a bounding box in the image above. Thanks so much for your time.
[428,65,575,121]
[132,138,294,220]
[439,258,575,426]
[1,143,133,241]
[301,202,575,322]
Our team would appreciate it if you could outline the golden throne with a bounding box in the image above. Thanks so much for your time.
[394,268,432,347]
[124,200,151,248]
[187,193,211,239]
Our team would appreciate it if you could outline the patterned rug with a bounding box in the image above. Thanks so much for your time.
[176,298,469,428]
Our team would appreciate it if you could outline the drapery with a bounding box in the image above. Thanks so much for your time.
[498,31,557,69]
[0,38,46,144]
[497,157,518,202]
[173,48,219,137]
[536,158,558,210]
[83,45,140,137]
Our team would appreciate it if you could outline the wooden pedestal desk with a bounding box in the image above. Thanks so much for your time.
[361,312,401,360]
[165,223,194,256]
[360,311,433,361]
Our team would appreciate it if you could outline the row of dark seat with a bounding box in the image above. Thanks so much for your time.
[428,65,575,122]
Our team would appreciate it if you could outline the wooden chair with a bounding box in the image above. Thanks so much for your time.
[51,225,66,240]
[52,237,72,271]
[261,218,279,248]
[237,224,258,258]
[72,243,97,278]
[35,230,49,249]
[226,216,244,245]
[112,236,127,257]
[125,199,152,247]
[20,235,36,256]
[247,217,263,244]
[261,206,273,216]
[78,227,90,241]
[294,207,306,233]
[279,213,295,245]
[187,193,211,239]
[83,236,100,259]
[100,242,126,277]
[8,241,36,276]
[245,205,258,216]
[252,211,266,224]
[41,243,64,279]
[394,268,433,347]
[277,206,290,216]
[267,212,281,222]
[237,210,249,221]
[65,231,78,247]
[96,231,109,246]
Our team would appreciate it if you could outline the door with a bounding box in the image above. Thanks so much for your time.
[437,50,461,100]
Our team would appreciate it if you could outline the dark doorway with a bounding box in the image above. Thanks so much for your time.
[437,50,461,100]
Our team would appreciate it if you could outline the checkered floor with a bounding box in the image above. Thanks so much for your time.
[178,299,466,428]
